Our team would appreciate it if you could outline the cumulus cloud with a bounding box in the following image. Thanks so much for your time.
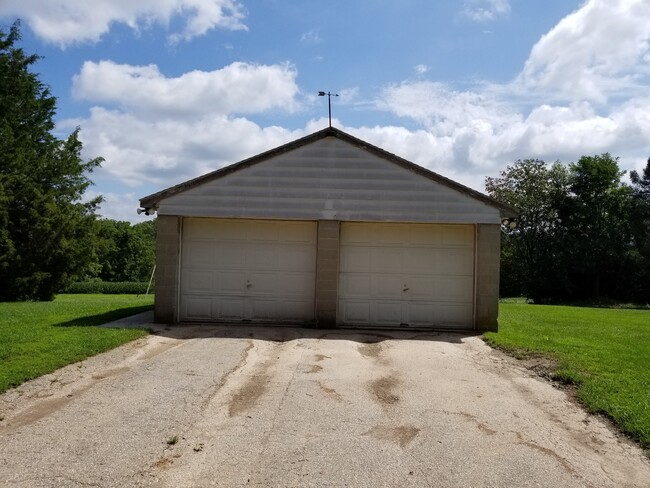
[517,0,650,102]
[461,0,510,22]
[73,61,300,117]
[67,108,302,188]
[370,0,650,188]
[86,190,155,223]
[65,60,303,189]
[0,0,246,46]
[414,64,429,75]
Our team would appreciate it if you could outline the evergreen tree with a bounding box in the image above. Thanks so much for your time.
[0,22,103,300]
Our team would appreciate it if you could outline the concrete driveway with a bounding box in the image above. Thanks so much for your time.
[1,323,648,487]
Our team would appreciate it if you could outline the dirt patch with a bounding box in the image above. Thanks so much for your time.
[455,411,498,436]
[227,373,270,417]
[307,365,323,374]
[318,382,344,403]
[153,457,174,469]
[91,366,130,380]
[369,375,400,405]
[358,343,383,359]
[314,354,331,362]
[363,425,420,448]
[516,432,576,475]
[140,340,182,361]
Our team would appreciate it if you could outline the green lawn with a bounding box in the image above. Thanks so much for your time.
[0,294,152,394]
[485,303,650,450]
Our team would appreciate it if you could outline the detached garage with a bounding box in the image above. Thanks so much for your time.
[139,127,516,331]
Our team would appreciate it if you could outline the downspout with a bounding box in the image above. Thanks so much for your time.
[472,223,478,329]
[175,216,183,324]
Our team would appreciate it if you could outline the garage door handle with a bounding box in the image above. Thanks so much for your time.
[403,285,410,292]
[246,281,252,288]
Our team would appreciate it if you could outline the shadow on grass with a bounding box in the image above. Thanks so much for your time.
[54,305,154,328]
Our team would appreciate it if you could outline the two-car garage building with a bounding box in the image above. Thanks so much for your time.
[139,127,516,331]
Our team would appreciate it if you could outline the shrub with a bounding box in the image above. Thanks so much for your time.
[64,281,153,294]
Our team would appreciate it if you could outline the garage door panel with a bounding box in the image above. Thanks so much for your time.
[437,304,473,326]
[375,225,406,245]
[342,223,373,244]
[282,273,315,296]
[340,301,371,323]
[375,301,403,324]
[183,270,213,293]
[441,225,474,247]
[435,250,474,275]
[340,247,371,272]
[340,275,372,298]
[374,275,403,298]
[184,240,214,266]
[181,219,316,323]
[216,271,246,295]
[404,276,436,299]
[281,222,317,243]
[339,222,475,329]
[435,277,474,301]
[216,242,247,268]
[403,249,436,272]
[184,297,213,320]
[218,298,246,321]
[216,220,249,240]
[278,245,316,270]
[371,247,402,273]
[406,302,435,325]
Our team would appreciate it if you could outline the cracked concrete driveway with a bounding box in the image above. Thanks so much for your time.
[1,324,649,487]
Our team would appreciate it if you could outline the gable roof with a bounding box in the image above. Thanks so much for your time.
[139,126,517,219]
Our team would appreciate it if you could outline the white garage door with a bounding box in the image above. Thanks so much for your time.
[338,223,475,328]
[180,219,317,323]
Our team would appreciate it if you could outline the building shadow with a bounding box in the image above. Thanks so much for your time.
[141,322,475,344]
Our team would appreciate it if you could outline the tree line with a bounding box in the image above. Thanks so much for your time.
[486,155,650,304]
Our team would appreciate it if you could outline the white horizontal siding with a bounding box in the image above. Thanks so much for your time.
[158,138,501,224]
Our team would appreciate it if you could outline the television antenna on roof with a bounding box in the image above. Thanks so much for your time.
[318,91,339,128]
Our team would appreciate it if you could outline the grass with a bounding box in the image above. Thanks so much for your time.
[485,302,650,450]
[0,294,153,394]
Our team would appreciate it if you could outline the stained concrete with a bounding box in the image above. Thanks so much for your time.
[1,323,648,487]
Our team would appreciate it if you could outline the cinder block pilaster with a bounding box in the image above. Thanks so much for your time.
[475,224,501,332]
[315,220,340,328]
[154,215,181,324]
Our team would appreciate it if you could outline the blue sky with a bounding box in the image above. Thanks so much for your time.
[1,0,649,222]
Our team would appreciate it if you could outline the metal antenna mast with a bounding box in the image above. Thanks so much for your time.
[318,91,339,127]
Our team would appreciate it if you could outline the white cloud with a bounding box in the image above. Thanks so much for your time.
[461,0,510,22]
[0,0,246,47]
[414,64,429,75]
[368,0,650,189]
[300,29,321,44]
[73,60,300,117]
[65,108,302,189]
[64,60,304,191]
[374,78,650,188]
[86,190,155,223]
[517,0,650,102]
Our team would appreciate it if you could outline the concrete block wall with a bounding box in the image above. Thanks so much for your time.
[154,215,181,324]
[475,223,501,332]
[315,220,340,328]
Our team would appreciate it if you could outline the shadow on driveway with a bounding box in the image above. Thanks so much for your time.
[102,311,475,344]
